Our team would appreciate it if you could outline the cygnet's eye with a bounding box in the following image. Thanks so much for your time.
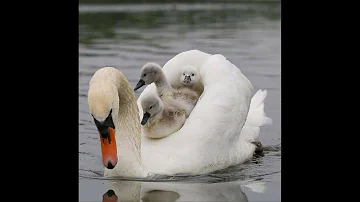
[143,73,147,77]
[183,73,185,76]
[149,106,153,109]
[192,74,195,76]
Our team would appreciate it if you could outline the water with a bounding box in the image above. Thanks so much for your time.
[79,2,281,201]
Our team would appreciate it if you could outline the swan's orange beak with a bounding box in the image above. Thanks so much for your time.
[93,109,118,169]
[99,127,117,169]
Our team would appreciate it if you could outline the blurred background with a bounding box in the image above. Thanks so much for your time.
[79,0,281,201]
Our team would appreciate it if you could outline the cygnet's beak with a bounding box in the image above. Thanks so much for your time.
[141,112,151,125]
[183,75,191,83]
[134,79,145,91]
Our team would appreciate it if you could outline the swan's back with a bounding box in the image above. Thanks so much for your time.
[138,50,254,175]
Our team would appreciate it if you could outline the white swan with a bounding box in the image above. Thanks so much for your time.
[87,50,272,177]
[140,93,187,139]
[180,65,203,96]
[134,62,198,117]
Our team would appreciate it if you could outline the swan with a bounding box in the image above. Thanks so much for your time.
[180,65,204,96]
[140,93,187,139]
[87,50,272,178]
[133,62,198,117]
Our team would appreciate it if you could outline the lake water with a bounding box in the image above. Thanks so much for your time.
[79,2,281,201]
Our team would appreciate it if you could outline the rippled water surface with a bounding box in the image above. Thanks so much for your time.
[79,2,281,201]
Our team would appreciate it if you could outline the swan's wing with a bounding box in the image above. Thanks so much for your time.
[182,54,253,139]
[139,51,254,175]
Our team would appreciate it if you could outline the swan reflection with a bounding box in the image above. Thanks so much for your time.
[101,179,266,202]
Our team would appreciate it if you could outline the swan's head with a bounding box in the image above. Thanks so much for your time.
[181,65,199,86]
[134,62,162,91]
[87,67,126,170]
[140,93,164,125]
[88,85,118,170]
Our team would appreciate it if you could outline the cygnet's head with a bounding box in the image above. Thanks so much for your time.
[140,93,164,125]
[134,62,162,91]
[180,65,199,86]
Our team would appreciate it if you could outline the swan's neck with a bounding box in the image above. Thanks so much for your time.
[113,79,143,176]
[155,71,173,95]
[117,99,141,161]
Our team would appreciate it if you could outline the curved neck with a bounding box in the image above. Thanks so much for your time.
[117,87,141,157]
[113,75,143,176]
[154,70,173,95]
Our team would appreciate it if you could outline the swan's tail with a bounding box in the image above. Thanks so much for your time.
[246,89,272,127]
[240,89,272,142]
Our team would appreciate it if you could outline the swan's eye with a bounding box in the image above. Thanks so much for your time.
[192,74,195,76]
[183,73,185,76]
[143,74,147,77]
[149,106,152,109]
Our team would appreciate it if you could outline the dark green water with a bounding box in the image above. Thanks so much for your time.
[79,2,281,201]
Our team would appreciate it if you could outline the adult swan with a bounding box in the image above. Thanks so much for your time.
[87,50,272,178]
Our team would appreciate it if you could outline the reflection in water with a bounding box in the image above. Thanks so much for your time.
[101,179,259,202]
[141,190,180,202]
[103,190,118,202]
